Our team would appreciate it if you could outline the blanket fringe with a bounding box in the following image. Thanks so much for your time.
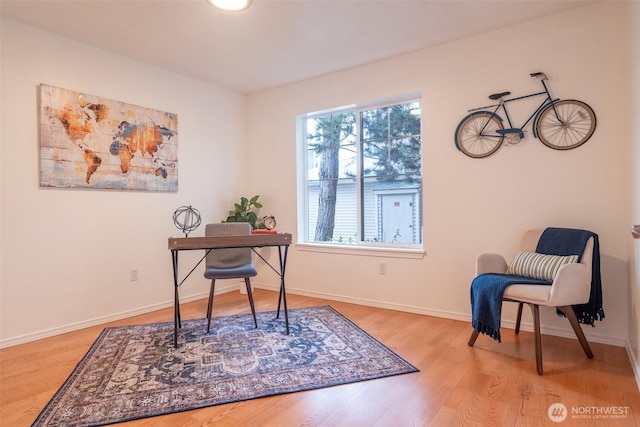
[556,307,605,326]
[472,320,501,343]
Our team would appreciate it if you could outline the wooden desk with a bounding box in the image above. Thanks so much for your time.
[168,233,292,347]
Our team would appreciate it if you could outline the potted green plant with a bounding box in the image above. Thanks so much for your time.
[223,195,264,229]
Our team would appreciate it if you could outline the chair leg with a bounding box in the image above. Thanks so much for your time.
[206,279,216,333]
[245,278,258,328]
[515,302,524,335]
[558,306,594,359]
[529,304,543,375]
[468,329,479,346]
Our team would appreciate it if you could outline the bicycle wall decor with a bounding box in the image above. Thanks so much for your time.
[454,72,596,158]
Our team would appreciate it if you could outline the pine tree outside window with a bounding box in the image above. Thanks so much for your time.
[300,96,422,248]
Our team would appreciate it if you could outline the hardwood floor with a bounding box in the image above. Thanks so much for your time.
[2,289,639,426]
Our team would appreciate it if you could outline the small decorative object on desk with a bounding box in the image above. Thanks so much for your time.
[223,195,263,229]
[173,205,201,237]
[252,229,278,234]
[263,215,276,229]
[252,215,277,234]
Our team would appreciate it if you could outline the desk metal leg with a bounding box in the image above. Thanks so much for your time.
[171,241,290,345]
[275,245,290,334]
[172,250,181,347]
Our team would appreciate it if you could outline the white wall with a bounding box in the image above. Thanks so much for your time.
[0,2,636,361]
[247,2,632,347]
[627,1,640,385]
[0,19,250,346]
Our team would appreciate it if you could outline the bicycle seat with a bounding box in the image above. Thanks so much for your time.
[489,91,511,100]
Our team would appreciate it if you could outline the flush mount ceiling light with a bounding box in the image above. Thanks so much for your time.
[206,0,252,12]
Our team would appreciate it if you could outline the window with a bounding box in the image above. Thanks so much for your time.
[299,96,422,249]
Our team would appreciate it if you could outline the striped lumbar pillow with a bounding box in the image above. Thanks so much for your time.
[507,251,579,281]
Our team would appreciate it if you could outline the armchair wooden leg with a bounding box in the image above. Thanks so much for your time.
[206,279,216,333]
[558,306,594,359]
[515,302,524,335]
[468,329,480,346]
[245,278,258,328]
[529,304,543,375]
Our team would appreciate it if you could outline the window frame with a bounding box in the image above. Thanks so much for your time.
[296,93,424,257]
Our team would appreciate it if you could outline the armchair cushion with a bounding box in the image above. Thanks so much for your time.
[506,251,578,281]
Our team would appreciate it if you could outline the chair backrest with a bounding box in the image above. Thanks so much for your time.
[205,222,253,269]
[520,228,594,284]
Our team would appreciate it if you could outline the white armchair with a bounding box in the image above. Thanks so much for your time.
[468,228,599,375]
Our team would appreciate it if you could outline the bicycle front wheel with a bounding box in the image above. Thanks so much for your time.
[455,112,505,158]
[536,100,596,150]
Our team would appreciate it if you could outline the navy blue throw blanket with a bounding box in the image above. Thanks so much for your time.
[471,274,550,342]
[470,227,605,342]
[536,227,605,326]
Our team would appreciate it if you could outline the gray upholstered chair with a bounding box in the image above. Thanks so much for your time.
[468,228,601,375]
[204,222,258,333]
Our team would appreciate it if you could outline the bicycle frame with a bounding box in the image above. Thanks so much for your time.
[468,78,559,139]
[455,73,596,157]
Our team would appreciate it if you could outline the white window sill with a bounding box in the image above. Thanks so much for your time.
[295,242,425,259]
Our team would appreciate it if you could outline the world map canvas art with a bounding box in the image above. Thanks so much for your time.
[39,84,178,191]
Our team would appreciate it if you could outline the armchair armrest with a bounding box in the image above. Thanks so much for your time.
[476,253,508,276]
[547,262,590,307]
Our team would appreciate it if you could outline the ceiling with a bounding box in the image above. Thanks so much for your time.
[0,0,592,94]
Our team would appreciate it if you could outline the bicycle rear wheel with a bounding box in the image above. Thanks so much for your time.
[455,112,504,158]
[535,100,596,150]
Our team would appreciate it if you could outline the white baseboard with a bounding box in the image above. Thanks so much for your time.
[625,341,640,392]
[1,281,627,350]
[256,283,626,347]
[0,283,239,349]
[259,283,470,321]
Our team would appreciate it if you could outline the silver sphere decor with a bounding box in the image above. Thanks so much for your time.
[173,205,201,237]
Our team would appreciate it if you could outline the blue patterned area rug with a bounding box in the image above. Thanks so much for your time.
[33,305,418,427]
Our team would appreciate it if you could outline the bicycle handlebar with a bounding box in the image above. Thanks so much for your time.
[530,72,547,80]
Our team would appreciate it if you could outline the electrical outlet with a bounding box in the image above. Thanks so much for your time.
[379,263,387,275]
[130,268,139,281]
